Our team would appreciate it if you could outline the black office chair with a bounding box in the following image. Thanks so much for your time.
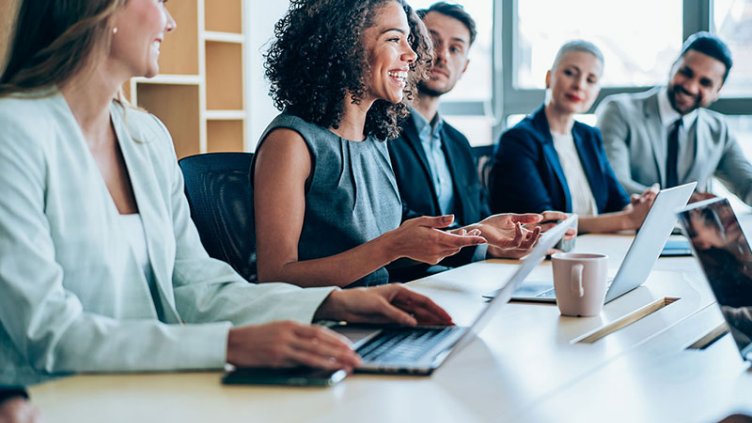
[471,145,495,192]
[178,152,257,282]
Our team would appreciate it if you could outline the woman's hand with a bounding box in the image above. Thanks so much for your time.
[624,186,659,230]
[314,284,454,327]
[690,191,716,203]
[0,397,40,423]
[538,211,576,238]
[387,215,486,265]
[466,213,542,259]
[226,321,361,371]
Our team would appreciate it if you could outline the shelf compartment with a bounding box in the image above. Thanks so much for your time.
[121,81,132,103]
[205,0,243,34]
[207,120,245,152]
[205,110,246,120]
[133,75,201,85]
[0,0,18,66]
[203,31,244,44]
[205,41,244,110]
[136,83,201,159]
[159,0,199,75]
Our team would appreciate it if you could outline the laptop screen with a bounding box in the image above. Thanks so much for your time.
[678,198,752,359]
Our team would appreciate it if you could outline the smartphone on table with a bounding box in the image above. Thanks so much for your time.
[222,366,347,387]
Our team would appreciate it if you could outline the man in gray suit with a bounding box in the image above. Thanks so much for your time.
[597,32,752,204]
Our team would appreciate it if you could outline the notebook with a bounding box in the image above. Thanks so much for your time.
[677,197,752,361]
[331,216,577,375]
[506,182,696,304]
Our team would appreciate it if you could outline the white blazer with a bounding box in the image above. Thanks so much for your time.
[0,90,334,385]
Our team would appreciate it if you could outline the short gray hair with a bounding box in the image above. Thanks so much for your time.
[551,40,604,71]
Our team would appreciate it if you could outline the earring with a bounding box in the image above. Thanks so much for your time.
[112,27,118,35]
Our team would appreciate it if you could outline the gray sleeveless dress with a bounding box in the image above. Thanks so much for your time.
[253,113,402,287]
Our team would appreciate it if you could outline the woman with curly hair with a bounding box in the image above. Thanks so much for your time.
[253,0,538,288]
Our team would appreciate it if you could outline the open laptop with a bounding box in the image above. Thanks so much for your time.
[677,198,752,361]
[330,216,577,375]
[508,182,696,304]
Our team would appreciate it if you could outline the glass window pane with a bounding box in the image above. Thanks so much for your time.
[711,116,752,212]
[443,115,494,146]
[516,0,683,88]
[714,0,752,97]
[407,0,492,101]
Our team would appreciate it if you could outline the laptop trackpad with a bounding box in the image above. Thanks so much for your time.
[514,281,554,295]
[331,326,382,348]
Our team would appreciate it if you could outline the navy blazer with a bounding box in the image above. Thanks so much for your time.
[387,110,490,279]
[490,105,629,215]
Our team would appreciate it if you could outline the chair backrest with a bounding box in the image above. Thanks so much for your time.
[178,152,257,282]
[471,145,494,192]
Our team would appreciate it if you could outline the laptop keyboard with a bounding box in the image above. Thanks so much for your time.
[357,327,455,363]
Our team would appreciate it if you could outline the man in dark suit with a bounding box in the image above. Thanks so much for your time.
[388,3,563,279]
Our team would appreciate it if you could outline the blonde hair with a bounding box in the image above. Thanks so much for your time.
[0,0,127,96]
[551,40,604,72]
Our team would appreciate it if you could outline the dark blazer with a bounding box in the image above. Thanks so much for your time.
[490,105,629,215]
[387,110,490,278]
[389,111,490,225]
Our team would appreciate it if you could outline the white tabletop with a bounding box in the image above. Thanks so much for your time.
[28,232,752,423]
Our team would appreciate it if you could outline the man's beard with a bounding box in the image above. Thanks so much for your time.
[417,80,449,98]
[668,83,701,115]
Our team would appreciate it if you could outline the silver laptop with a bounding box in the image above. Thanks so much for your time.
[331,216,577,375]
[508,182,696,304]
[677,198,752,361]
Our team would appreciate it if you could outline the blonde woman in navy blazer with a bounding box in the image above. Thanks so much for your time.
[490,40,657,233]
[0,0,452,385]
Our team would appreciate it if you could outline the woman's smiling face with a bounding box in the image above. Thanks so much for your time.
[361,1,417,104]
[109,0,176,79]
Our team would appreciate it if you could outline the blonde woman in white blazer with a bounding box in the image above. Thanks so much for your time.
[0,0,452,385]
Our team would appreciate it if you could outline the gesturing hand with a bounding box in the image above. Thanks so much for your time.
[625,185,659,229]
[226,321,361,371]
[0,397,40,423]
[539,210,577,244]
[314,284,454,327]
[690,191,716,203]
[468,213,542,259]
[389,215,486,265]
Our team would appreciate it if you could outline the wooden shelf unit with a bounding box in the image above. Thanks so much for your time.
[124,0,248,159]
[0,0,18,71]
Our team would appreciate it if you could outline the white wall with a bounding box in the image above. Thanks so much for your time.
[245,0,290,151]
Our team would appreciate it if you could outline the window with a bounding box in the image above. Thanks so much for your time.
[725,115,752,159]
[444,115,495,146]
[713,115,752,211]
[515,0,683,88]
[395,0,752,148]
[713,0,752,97]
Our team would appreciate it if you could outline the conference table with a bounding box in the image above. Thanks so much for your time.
[29,231,752,422]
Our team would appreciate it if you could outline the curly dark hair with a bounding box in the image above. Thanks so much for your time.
[264,0,432,140]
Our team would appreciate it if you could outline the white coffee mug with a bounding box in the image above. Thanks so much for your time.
[552,252,609,317]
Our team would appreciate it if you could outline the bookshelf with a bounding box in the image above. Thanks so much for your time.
[126,0,249,158]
